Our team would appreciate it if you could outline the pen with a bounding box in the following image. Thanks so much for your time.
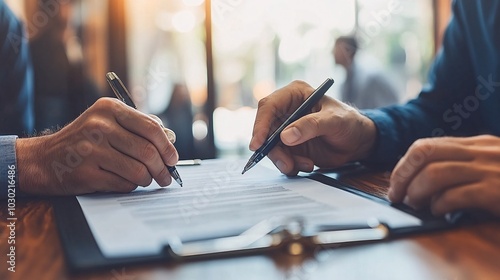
[106,72,183,187]
[242,78,334,174]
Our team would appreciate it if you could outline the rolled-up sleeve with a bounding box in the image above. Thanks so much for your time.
[0,136,18,199]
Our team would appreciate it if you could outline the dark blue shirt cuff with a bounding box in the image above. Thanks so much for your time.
[360,109,403,166]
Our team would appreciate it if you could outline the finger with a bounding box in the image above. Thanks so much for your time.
[148,114,164,126]
[107,126,172,186]
[114,109,179,166]
[267,145,298,176]
[98,147,153,187]
[163,128,176,144]
[292,154,315,173]
[149,114,176,143]
[389,140,473,202]
[92,169,138,193]
[402,161,480,209]
[280,111,329,146]
[430,183,499,216]
[250,81,314,151]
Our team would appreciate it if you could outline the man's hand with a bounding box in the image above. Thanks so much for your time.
[250,80,377,176]
[389,135,500,217]
[16,98,179,196]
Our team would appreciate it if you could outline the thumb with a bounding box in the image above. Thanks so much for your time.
[280,113,326,146]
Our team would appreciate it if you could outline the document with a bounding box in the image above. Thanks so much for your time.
[77,159,421,258]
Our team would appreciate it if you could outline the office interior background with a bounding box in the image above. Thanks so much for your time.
[5,0,452,160]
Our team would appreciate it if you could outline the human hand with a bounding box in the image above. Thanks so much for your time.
[16,98,179,196]
[249,80,377,176]
[389,135,500,217]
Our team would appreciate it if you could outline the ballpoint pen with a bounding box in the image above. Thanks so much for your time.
[242,78,334,174]
[106,72,183,187]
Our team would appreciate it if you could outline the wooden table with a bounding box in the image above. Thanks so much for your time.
[1,169,500,280]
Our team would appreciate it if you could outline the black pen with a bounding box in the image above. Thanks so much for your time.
[242,78,334,174]
[106,72,183,187]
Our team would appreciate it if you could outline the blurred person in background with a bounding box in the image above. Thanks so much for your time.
[333,35,399,109]
[25,0,102,132]
[158,83,196,160]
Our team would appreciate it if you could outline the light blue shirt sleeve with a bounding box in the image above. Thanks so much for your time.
[0,135,18,199]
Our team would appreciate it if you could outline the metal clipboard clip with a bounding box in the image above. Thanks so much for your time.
[165,217,390,260]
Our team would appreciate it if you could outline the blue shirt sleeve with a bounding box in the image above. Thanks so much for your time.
[0,1,34,136]
[361,1,482,166]
[0,136,18,200]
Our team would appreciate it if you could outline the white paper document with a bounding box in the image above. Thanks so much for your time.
[77,159,420,258]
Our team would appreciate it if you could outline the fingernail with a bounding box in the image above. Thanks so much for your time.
[298,162,311,171]
[281,127,301,144]
[164,128,176,143]
[275,160,287,172]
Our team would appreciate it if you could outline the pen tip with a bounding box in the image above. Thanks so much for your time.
[175,178,183,187]
[241,169,246,175]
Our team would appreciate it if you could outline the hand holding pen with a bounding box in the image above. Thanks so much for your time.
[243,79,334,174]
[106,72,183,187]
[248,79,379,177]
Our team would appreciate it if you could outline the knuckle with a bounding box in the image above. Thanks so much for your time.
[88,117,113,133]
[140,143,159,162]
[306,115,321,132]
[146,119,165,139]
[94,97,119,109]
[421,164,439,182]
[409,139,434,156]
[131,165,151,186]
[290,80,309,88]
[410,139,427,152]
[257,96,270,108]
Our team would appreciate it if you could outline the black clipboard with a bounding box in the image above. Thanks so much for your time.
[52,168,480,273]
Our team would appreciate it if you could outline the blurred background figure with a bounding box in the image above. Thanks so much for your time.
[158,84,196,160]
[25,0,102,131]
[333,36,399,109]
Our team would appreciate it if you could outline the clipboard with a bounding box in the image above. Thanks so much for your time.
[52,166,480,273]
